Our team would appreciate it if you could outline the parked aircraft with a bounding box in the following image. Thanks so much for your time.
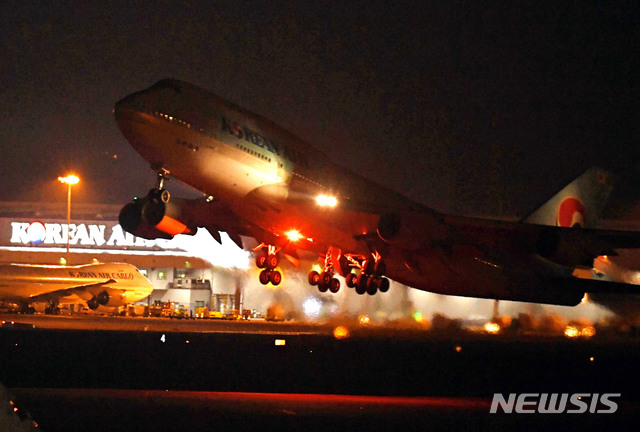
[0,262,153,313]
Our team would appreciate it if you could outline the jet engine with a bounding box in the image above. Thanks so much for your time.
[377,211,445,251]
[87,290,110,310]
[119,191,197,240]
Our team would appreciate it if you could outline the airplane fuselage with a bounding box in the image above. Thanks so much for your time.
[0,262,153,307]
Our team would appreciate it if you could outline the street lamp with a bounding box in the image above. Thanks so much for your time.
[58,174,79,261]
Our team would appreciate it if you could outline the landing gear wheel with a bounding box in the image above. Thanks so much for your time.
[373,260,386,277]
[377,277,390,293]
[256,253,268,269]
[148,188,170,203]
[308,271,320,286]
[366,277,378,295]
[355,274,368,295]
[320,271,332,287]
[266,254,279,269]
[345,273,358,288]
[160,189,170,203]
[318,281,329,293]
[259,270,271,285]
[329,278,340,293]
[269,270,282,286]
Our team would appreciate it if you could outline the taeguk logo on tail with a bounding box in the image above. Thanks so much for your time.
[557,197,586,228]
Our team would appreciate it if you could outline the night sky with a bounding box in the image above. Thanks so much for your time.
[1,2,637,218]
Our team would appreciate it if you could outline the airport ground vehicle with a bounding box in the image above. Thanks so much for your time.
[195,307,225,319]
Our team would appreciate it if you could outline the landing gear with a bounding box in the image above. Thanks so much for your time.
[44,300,61,315]
[308,251,341,294]
[259,269,282,286]
[19,304,36,315]
[343,252,390,296]
[148,168,171,203]
[254,244,282,286]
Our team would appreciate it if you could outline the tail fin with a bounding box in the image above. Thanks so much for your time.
[522,167,613,228]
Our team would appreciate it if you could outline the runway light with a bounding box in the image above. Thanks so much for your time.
[285,229,304,242]
[358,314,370,326]
[581,326,596,337]
[333,326,350,340]
[316,194,338,208]
[412,311,424,323]
[564,325,580,338]
[484,322,501,334]
[455,345,462,353]
[275,339,286,346]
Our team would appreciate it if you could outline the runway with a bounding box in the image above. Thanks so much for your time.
[2,313,640,430]
[9,388,640,432]
[0,313,331,335]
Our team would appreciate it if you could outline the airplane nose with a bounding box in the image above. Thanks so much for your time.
[114,92,146,122]
[114,95,134,121]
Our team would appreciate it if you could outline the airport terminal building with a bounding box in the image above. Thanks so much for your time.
[0,201,253,314]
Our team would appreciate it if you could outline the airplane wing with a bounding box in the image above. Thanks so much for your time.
[28,279,118,304]
[444,216,640,267]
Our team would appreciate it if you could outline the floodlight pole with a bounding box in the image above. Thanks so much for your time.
[66,181,72,260]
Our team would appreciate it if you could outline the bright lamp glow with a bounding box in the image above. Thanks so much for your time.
[58,175,80,185]
[285,229,304,242]
[303,297,322,318]
[315,194,338,207]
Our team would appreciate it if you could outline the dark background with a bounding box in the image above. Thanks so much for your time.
[1,1,637,218]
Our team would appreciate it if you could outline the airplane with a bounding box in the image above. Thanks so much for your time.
[0,262,153,314]
[114,79,640,307]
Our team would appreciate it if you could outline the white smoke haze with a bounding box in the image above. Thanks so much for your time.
[185,232,638,333]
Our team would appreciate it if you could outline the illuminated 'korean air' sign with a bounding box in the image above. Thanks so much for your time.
[8,221,182,251]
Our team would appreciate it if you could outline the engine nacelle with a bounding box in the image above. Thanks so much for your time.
[535,227,615,267]
[119,192,197,240]
[377,211,445,251]
[142,197,197,237]
[95,290,110,306]
[86,290,111,310]
[119,199,174,240]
